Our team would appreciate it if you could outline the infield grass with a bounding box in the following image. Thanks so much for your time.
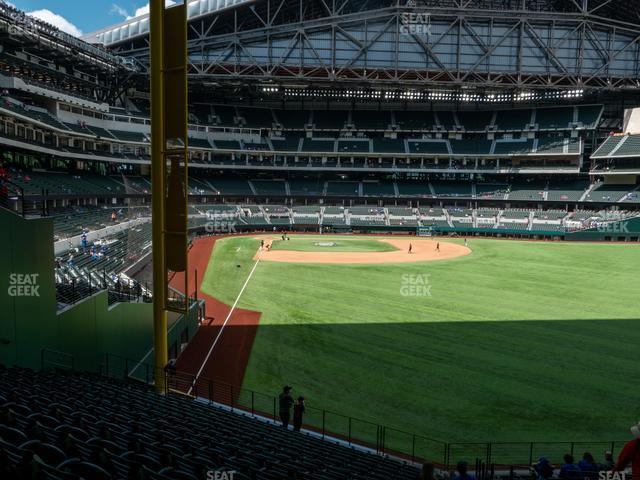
[201,236,640,452]
[269,237,398,252]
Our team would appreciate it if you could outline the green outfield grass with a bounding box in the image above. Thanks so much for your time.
[269,237,398,252]
[201,236,640,450]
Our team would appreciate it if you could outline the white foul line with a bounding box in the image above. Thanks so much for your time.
[187,250,262,395]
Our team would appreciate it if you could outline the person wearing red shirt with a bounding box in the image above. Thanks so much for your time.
[614,422,640,480]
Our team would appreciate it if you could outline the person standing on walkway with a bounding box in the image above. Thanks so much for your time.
[293,396,305,432]
[279,386,294,429]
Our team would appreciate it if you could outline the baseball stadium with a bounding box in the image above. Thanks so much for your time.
[1,0,640,478]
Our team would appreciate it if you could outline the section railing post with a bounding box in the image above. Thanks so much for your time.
[446,443,450,471]
[412,434,416,463]
[230,385,234,411]
[381,426,386,455]
[164,370,169,395]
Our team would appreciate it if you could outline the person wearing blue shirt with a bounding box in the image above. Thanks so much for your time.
[535,457,554,480]
[559,454,582,480]
[453,461,476,480]
[578,452,598,477]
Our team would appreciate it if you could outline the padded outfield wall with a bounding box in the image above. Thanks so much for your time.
[0,208,197,372]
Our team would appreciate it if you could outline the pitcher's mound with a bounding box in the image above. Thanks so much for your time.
[254,238,471,264]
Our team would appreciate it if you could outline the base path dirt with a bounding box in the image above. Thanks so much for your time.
[255,237,472,264]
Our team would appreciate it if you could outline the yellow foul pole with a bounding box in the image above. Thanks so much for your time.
[150,0,168,393]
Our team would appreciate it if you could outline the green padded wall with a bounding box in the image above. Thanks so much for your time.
[0,208,190,373]
[0,209,57,369]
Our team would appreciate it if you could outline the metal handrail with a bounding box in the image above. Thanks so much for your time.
[100,352,628,470]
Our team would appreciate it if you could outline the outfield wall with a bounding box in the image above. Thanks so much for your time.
[0,208,197,372]
[216,222,640,241]
[0,208,57,369]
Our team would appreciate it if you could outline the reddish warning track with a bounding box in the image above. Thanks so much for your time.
[169,236,261,395]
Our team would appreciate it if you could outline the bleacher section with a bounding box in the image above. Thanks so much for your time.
[301,138,335,153]
[351,110,392,130]
[457,111,493,131]
[449,139,493,155]
[189,137,212,149]
[407,141,449,155]
[495,109,532,131]
[55,222,152,304]
[586,183,636,203]
[431,181,471,197]
[395,111,437,131]
[7,172,126,196]
[396,182,432,197]
[51,206,147,241]
[506,181,546,201]
[536,107,574,130]
[271,137,301,151]
[275,110,310,129]
[577,105,603,128]
[70,203,629,234]
[208,179,253,196]
[0,366,420,480]
[288,180,324,196]
[362,182,395,197]
[213,106,236,126]
[372,138,406,154]
[251,180,287,196]
[494,139,535,155]
[108,130,147,143]
[326,182,359,196]
[313,110,348,130]
[476,184,509,199]
[238,108,273,129]
[6,170,638,209]
[337,140,370,153]
[592,135,625,158]
[547,181,589,202]
[608,135,640,157]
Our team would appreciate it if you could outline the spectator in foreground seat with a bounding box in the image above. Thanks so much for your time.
[535,457,554,480]
[164,358,176,375]
[279,385,294,429]
[453,461,476,480]
[559,454,582,480]
[579,452,598,477]
[614,421,640,480]
[417,462,434,480]
[602,451,616,470]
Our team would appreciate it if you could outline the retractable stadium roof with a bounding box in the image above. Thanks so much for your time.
[84,0,640,49]
[82,0,256,47]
